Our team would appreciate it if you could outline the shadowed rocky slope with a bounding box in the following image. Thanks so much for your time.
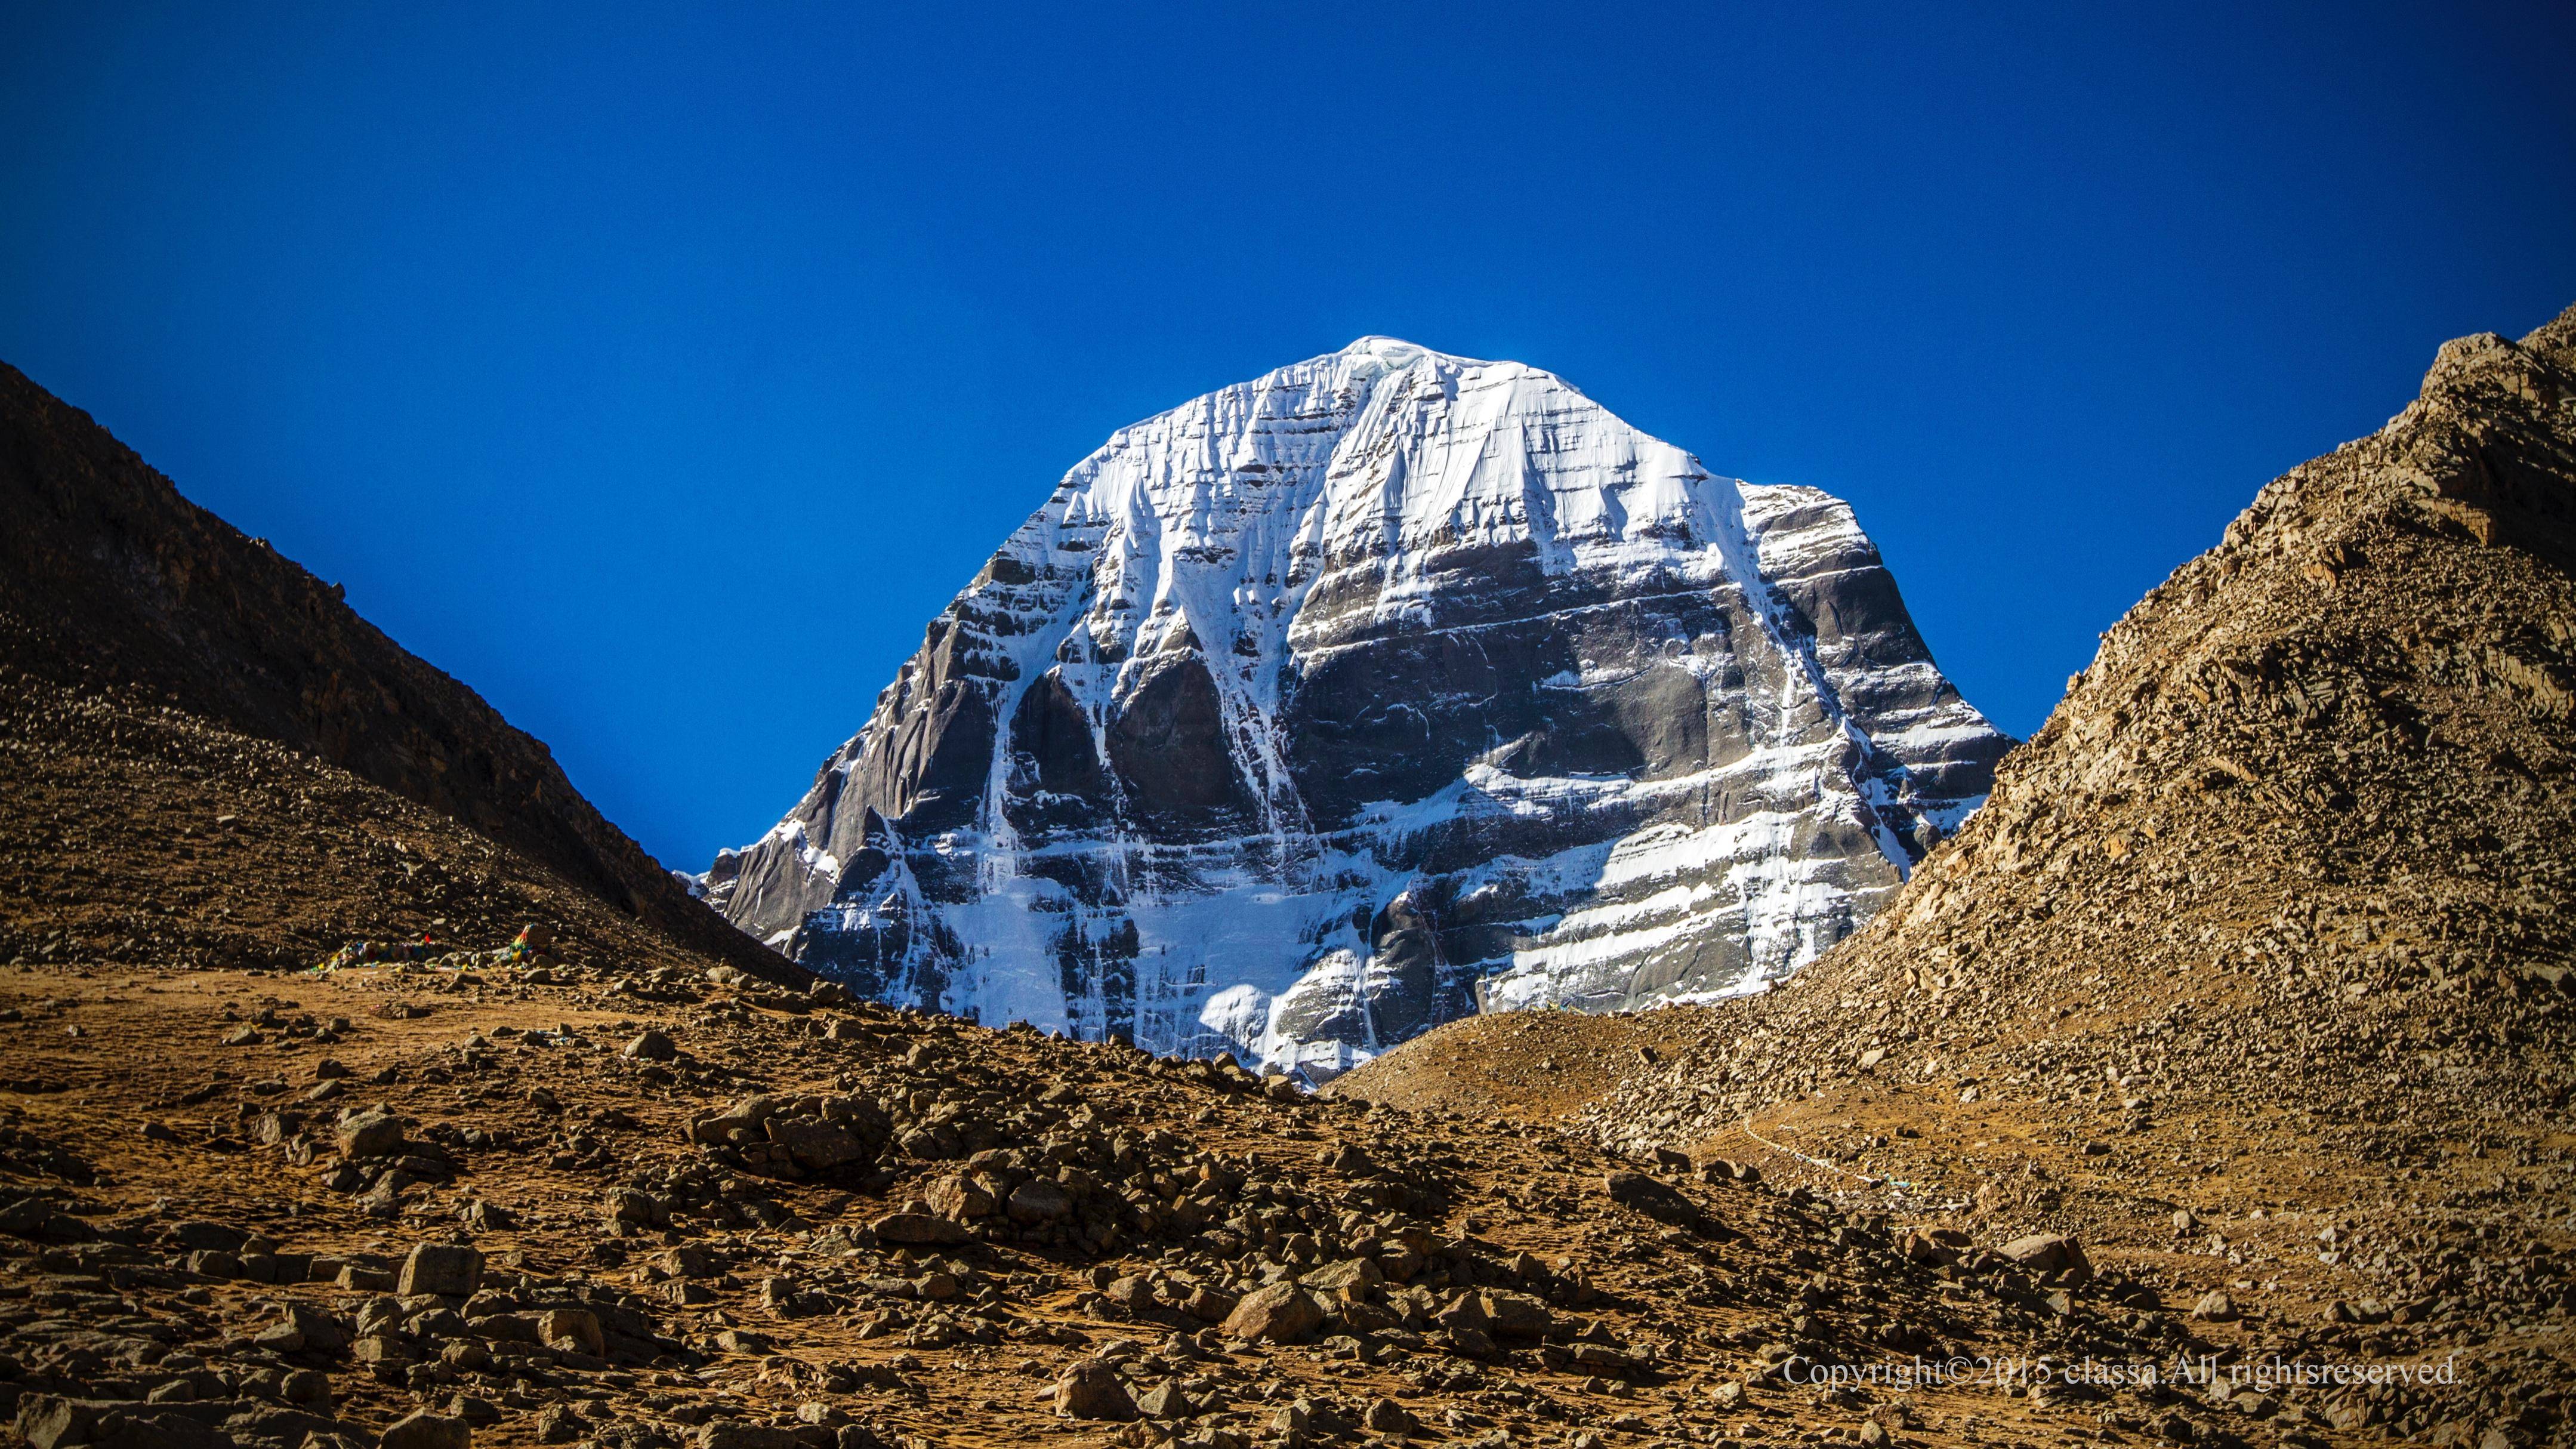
[0,363,788,982]
[0,659,2498,1449]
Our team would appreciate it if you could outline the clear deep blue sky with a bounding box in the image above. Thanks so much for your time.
[5,5,2572,871]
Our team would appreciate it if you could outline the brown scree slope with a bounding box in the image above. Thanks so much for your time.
[1586,309,2576,1170]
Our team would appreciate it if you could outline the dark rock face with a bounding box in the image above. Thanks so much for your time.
[0,361,790,982]
[1103,655,1261,833]
[709,340,2010,1072]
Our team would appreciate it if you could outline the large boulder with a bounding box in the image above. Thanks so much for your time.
[1997,1233,2093,1283]
[223,1405,345,1447]
[397,1241,484,1297]
[1006,1177,1073,1224]
[336,1108,406,1158]
[45,1403,234,1449]
[380,1409,472,1449]
[869,1211,969,1246]
[1603,1171,1706,1229]
[624,1029,678,1062]
[1179,1284,1239,1322]
[1220,1282,1326,1343]
[1479,1290,1554,1338]
[1053,1361,1135,1420]
[923,1174,995,1221]
[1301,1257,1384,1296]
[764,1115,863,1171]
[535,1309,605,1356]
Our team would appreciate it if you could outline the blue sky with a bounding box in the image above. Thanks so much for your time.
[4,3,2571,871]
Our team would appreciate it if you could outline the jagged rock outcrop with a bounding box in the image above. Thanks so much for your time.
[0,362,789,981]
[709,340,2006,1071]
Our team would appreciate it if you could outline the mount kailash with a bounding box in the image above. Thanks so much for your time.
[698,338,2010,1077]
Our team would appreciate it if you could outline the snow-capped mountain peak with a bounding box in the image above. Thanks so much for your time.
[702,340,2010,1076]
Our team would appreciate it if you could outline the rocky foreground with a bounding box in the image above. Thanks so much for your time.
[0,670,2382,1449]
[0,949,2358,1449]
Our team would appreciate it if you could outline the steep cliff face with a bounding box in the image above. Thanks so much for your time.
[710,340,2007,1071]
[0,361,793,982]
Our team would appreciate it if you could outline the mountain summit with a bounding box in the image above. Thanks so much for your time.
[707,341,2007,1072]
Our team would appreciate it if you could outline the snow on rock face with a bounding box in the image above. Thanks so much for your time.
[707,339,2010,1075]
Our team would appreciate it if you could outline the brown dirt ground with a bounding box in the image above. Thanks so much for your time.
[1326,1011,1710,1127]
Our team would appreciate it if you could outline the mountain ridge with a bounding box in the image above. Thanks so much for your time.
[0,360,793,982]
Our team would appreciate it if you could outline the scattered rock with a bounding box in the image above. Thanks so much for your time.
[1221,1282,1325,1343]
[397,1241,484,1297]
[624,1029,677,1061]
[380,1409,471,1449]
[1362,1396,1412,1433]
[1998,1232,2092,1284]
[869,1210,968,1245]
[1054,1359,1135,1420]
